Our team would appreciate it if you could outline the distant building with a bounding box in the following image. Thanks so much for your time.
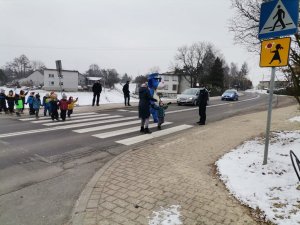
[43,69,79,91]
[86,77,102,91]
[19,71,44,87]
[157,72,191,97]
[259,74,289,90]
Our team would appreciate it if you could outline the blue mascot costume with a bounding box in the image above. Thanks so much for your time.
[147,73,161,123]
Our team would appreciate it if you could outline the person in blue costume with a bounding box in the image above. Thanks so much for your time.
[147,73,161,123]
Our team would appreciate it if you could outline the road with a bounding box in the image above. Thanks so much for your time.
[0,92,295,225]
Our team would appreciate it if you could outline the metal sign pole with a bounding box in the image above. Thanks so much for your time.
[263,67,276,165]
[55,60,63,98]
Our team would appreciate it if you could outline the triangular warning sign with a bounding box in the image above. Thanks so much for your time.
[260,0,297,35]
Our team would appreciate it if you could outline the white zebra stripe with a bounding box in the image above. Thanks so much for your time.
[42,115,121,126]
[116,124,193,146]
[18,112,98,121]
[92,122,173,138]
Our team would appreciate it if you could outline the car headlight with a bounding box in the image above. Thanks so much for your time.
[188,97,193,100]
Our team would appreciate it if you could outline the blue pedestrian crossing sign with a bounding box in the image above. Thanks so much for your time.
[259,0,299,40]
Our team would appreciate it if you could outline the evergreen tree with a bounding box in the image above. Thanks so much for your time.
[209,57,224,89]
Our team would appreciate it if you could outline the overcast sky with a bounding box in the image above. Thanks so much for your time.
[0,0,268,85]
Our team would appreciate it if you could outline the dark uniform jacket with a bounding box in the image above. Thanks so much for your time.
[92,83,102,94]
[122,83,130,96]
[138,87,152,119]
[198,88,209,107]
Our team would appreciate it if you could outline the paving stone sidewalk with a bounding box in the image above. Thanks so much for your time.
[71,105,300,225]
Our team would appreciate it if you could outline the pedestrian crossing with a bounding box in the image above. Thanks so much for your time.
[1,112,194,146]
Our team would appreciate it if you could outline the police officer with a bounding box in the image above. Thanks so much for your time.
[92,80,102,106]
[197,84,209,125]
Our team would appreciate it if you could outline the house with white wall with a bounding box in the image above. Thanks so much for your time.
[43,69,79,91]
[19,70,44,87]
[157,72,191,97]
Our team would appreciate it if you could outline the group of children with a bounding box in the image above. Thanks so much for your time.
[0,89,78,121]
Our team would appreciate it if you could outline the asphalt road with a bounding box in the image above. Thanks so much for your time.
[0,92,295,225]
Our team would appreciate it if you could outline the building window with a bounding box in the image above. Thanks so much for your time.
[164,76,169,81]
[49,74,54,78]
[49,81,54,86]
[164,85,169,90]
[172,76,177,81]
[172,85,177,91]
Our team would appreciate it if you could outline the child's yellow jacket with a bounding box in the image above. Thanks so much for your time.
[67,99,78,110]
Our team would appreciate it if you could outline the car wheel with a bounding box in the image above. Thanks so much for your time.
[193,100,198,106]
[177,103,181,106]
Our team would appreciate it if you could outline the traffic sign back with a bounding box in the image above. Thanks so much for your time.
[258,0,298,40]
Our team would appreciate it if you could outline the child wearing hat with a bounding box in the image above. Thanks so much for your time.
[26,92,35,115]
[58,93,69,121]
[42,93,52,116]
[15,94,23,116]
[6,90,15,114]
[0,89,8,114]
[50,94,59,121]
[33,93,41,118]
[67,96,78,118]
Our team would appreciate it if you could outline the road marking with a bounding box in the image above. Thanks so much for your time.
[116,124,193,146]
[165,95,261,114]
[92,122,173,138]
[0,116,138,138]
[31,114,110,123]
[42,115,121,126]
[73,119,141,133]
[19,112,98,121]
[34,154,52,164]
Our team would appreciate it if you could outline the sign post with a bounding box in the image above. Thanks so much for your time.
[55,60,63,97]
[258,0,298,165]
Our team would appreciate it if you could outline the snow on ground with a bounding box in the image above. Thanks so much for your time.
[245,88,268,94]
[0,84,139,106]
[148,205,182,225]
[216,117,300,225]
[0,84,175,107]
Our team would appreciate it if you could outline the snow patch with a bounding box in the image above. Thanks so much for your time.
[148,205,182,225]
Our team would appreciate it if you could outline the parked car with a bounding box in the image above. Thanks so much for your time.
[221,89,239,101]
[177,88,199,106]
[177,88,209,106]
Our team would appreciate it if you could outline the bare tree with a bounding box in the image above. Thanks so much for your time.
[30,60,46,72]
[85,64,102,77]
[174,42,208,87]
[230,0,300,101]
[4,54,32,80]
[229,0,261,52]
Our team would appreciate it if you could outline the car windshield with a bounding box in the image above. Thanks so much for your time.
[224,91,235,94]
[182,89,198,95]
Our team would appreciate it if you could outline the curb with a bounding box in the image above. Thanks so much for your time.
[70,148,134,225]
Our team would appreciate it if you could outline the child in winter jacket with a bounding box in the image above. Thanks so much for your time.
[50,94,59,121]
[58,94,69,121]
[33,94,41,118]
[15,94,23,116]
[6,90,15,114]
[26,92,35,115]
[42,93,51,116]
[67,96,78,118]
[19,90,28,113]
[0,89,8,114]
[153,100,171,130]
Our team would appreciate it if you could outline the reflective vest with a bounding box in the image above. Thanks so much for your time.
[16,99,23,109]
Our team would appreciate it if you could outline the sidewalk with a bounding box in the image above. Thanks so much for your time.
[70,104,299,225]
